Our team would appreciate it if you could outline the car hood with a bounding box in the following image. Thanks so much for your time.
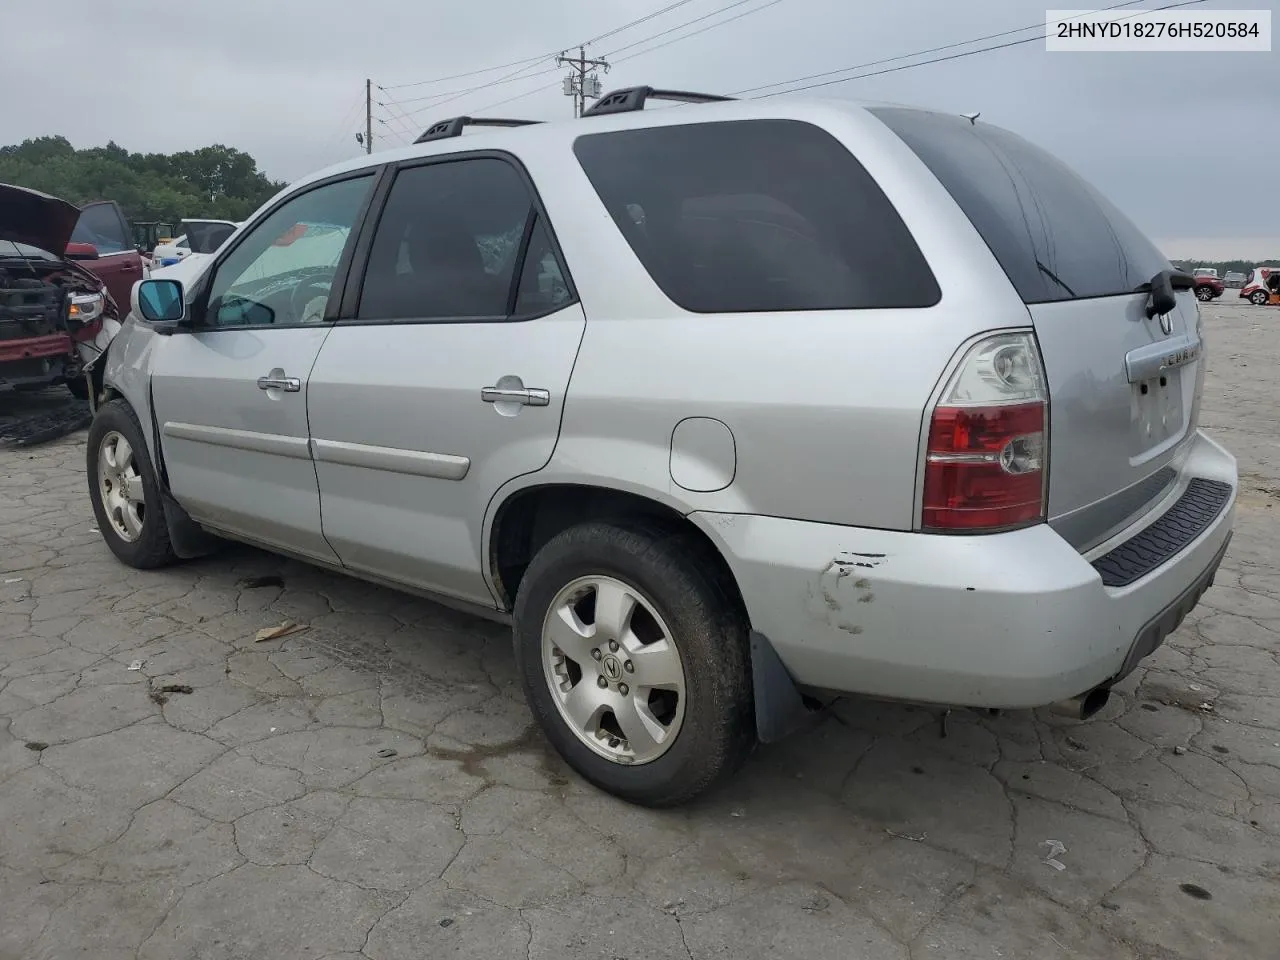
[0,182,81,256]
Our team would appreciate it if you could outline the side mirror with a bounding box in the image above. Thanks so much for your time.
[1145,270,1178,319]
[132,278,187,326]
[65,242,100,261]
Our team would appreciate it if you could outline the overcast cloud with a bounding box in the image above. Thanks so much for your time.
[3,0,1276,256]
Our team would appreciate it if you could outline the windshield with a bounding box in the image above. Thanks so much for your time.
[0,240,57,261]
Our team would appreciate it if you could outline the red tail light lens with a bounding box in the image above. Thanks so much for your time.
[923,402,1046,531]
[921,332,1048,533]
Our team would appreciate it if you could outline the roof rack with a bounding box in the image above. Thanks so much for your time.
[414,116,541,144]
[581,86,733,118]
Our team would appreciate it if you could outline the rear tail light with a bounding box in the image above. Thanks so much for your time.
[922,331,1048,533]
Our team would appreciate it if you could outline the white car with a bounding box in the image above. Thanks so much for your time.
[152,219,239,267]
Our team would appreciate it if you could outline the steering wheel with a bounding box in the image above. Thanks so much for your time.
[289,277,332,324]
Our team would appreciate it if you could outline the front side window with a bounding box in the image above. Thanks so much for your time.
[357,157,569,321]
[204,175,372,328]
[573,119,939,313]
[72,204,130,255]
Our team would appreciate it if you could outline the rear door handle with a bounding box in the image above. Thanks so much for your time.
[481,386,550,406]
[257,375,300,393]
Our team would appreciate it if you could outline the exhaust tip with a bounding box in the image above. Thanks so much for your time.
[1049,687,1112,720]
[1078,687,1111,720]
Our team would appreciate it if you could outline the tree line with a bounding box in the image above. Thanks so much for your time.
[0,136,286,225]
[1175,258,1280,276]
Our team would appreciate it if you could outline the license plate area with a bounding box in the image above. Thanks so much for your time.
[1130,370,1184,455]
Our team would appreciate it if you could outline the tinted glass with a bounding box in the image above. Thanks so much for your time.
[206,175,372,328]
[358,158,538,321]
[871,107,1169,304]
[72,204,130,254]
[513,217,572,316]
[573,119,938,313]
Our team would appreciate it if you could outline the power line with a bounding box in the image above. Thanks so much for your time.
[610,0,788,65]
[384,61,561,121]
[463,0,789,116]
[585,0,700,45]
[379,0,698,91]
[385,61,559,107]
[603,0,772,57]
[733,0,1148,96]
[747,0,1207,97]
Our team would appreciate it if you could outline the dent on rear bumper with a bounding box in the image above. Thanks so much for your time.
[692,430,1236,709]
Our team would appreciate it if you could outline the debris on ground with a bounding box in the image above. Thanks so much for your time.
[1173,745,1188,755]
[0,398,91,447]
[254,620,308,643]
[886,829,927,842]
[1041,839,1068,871]
[158,684,193,695]
[24,741,48,752]
[3,578,22,584]
[375,748,397,758]
[127,659,145,671]
[238,574,285,589]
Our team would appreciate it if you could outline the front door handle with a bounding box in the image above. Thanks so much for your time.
[257,375,300,393]
[481,385,550,407]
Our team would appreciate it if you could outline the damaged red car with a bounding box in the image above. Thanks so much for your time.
[1,183,133,399]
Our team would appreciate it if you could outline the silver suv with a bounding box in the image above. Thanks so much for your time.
[86,88,1237,806]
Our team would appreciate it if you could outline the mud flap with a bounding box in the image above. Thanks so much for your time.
[163,493,221,560]
[750,630,820,743]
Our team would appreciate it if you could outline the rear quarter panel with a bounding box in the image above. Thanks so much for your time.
[491,102,1031,535]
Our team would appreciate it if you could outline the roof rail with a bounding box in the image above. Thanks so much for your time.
[581,86,733,118]
[413,116,540,144]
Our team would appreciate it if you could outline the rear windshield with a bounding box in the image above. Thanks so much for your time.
[573,119,939,313]
[871,107,1169,304]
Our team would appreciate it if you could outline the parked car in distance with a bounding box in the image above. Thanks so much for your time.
[1193,273,1224,302]
[86,90,1237,806]
[1223,271,1247,288]
[1,183,124,397]
[152,219,239,267]
[1240,266,1279,305]
[1192,267,1218,280]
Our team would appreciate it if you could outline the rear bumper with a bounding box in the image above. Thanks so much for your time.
[694,429,1236,709]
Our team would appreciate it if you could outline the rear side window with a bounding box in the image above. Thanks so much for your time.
[871,107,1169,304]
[572,119,939,313]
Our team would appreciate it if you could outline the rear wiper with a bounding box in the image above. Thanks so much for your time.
[1036,259,1076,297]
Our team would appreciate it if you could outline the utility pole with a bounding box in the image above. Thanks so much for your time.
[556,46,609,117]
[364,78,373,155]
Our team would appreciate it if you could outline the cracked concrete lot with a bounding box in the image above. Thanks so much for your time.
[1,299,1278,960]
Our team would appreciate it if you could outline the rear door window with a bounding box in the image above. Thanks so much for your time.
[871,107,1169,304]
[572,119,939,313]
[357,157,569,322]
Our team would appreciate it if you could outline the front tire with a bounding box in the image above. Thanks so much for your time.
[1195,285,1214,302]
[86,399,177,569]
[513,521,754,807]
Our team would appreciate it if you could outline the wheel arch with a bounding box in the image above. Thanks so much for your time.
[486,482,750,625]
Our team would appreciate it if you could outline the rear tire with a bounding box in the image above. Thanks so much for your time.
[1250,290,1270,306]
[86,399,178,569]
[513,521,754,807]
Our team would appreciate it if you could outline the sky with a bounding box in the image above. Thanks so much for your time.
[2,0,1276,258]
